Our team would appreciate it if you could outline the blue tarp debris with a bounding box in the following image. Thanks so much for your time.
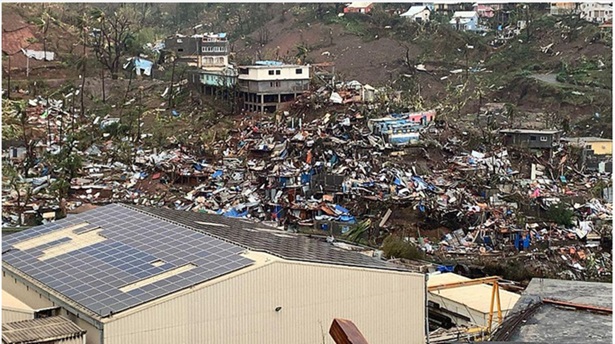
[338,215,356,223]
[436,265,455,273]
[212,170,224,178]
[224,208,248,218]
[300,173,311,184]
[335,204,350,214]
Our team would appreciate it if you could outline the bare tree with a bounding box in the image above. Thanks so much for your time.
[90,5,136,79]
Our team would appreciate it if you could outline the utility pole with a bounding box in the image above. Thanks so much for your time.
[136,86,143,143]
[7,54,11,99]
[168,53,176,109]
[80,16,87,118]
[101,68,106,103]
[70,88,76,135]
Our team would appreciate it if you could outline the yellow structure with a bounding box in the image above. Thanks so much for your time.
[550,3,578,15]
[427,273,520,330]
[563,137,613,155]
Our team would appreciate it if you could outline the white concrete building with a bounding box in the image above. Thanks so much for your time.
[2,204,427,344]
[238,61,311,113]
[579,2,613,23]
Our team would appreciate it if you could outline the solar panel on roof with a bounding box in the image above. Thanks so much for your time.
[2,204,254,317]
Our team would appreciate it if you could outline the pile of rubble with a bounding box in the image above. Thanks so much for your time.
[2,90,612,281]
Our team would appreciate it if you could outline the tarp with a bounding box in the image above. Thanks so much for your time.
[335,204,350,214]
[22,49,55,61]
[134,57,153,76]
[436,265,455,272]
[338,215,356,223]
[330,92,343,104]
[223,208,248,218]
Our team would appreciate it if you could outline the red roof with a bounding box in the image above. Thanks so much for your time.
[2,10,40,55]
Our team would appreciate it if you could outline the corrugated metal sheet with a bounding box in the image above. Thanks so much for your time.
[104,259,426,344]
[2,316,85,344]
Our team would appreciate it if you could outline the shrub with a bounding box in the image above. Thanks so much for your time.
[546,203,574,227]
[381,234,425,260]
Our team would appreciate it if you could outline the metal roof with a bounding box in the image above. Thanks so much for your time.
[427,273,520,314]
[134,205,410,272]
[562,136,612,142]
[2,204,254,317]
[499,129,561,135]
[2,316,85,344]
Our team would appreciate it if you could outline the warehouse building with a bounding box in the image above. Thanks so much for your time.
[2,203,426,344]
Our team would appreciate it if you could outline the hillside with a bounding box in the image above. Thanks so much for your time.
[233,5,612,136]
[2,3,611,138]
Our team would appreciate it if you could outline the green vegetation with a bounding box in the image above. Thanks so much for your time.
[545,203,574,227]
[557,56,612,90]
[381,234,425,260]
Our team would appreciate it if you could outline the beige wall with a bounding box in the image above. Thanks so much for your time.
[2,272,55,310]
[2,308,34,323]
[2,271,101,344]
[104,260,425,344]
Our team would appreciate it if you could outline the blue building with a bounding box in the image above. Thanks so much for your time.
[449,11,479,31]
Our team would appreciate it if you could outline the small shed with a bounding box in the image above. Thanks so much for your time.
[2,316,86,344]
[450,11,479,31]
[400,6,431,22]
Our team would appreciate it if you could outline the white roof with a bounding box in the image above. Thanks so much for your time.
[401,6,429,17]
[347,2,372,8]
[452,11,478,18]
[428,273,521,314]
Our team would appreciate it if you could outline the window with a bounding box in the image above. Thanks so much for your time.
[275,70,281,75]
[177,39,183,43]
[201,47,206,53]
[268,70,274,75]
[296,68,303,74]
[540,136,548,142]
[177,48,184,52]
[530,135,537,141]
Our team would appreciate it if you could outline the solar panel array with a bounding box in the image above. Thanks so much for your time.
[2,204,254,317]
[136,206,411,272]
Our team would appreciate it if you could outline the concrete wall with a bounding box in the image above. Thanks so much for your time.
[503,133,556,149]
[2,272,55,310]
[103,260,426,344]
[240,79,310,93]
[239,66,310,81]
